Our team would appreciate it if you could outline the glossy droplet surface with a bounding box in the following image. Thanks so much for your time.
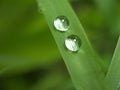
[65,35,81,52]
[54,16,69,31]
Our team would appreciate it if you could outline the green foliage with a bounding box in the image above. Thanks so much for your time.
[0,0,120,90]
[106,36,120,90]
[38,0,107,90]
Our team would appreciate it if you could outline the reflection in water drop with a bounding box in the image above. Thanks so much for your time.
[65,35,81,52]
[54,16,69,31]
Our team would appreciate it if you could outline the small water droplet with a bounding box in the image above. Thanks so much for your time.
[65,35,81,52]
[54,16,69,31]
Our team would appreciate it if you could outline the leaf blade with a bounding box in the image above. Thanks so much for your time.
[106,36,120,90]
[38,0,107,90]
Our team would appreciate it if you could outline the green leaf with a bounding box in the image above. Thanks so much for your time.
[38,0,107,90]
[106,36,120,90]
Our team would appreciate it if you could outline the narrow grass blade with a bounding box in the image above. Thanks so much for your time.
[106,36,120,90]
[37,0,107,90]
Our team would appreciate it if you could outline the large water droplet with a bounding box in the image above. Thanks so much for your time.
[54,16,69,31]
[65,35,81,52]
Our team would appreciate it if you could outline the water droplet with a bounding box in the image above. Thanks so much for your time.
[54,16,69,31]
[65,35,81,52]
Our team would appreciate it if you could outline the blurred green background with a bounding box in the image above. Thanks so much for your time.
[0,0,120,90]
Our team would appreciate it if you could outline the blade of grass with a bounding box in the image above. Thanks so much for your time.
[37,0,107,90]
[105,36,120,90]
